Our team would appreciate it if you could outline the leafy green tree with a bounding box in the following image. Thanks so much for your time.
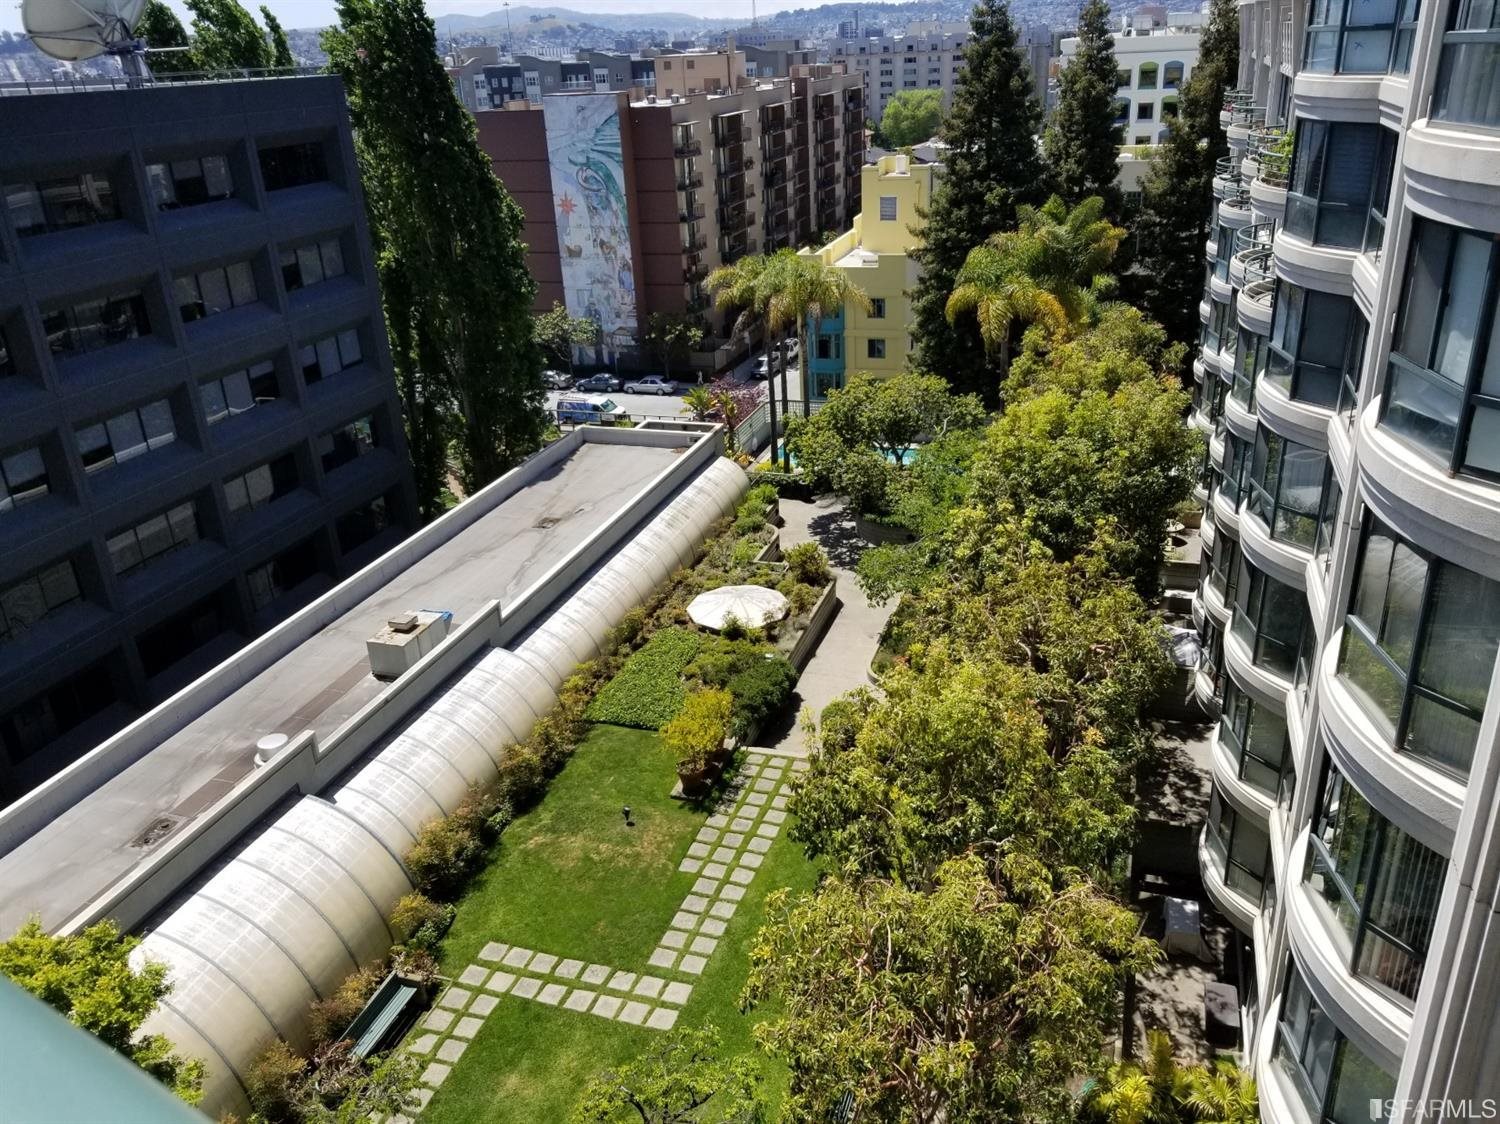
[1131,0,1239,360]
[681,385,714,421]
[1183,1059,1258,1124]
[1044,0,1125,218]
[744,852,1158,1124]
[185,0,272,70]
[535,301,600,374]
[1083,1037,1258,1124]
[0,919,204,1102]
[138,1,197,73]
[781,254,871,417]
[909,0,1046,397]
[325,0,545,511]
[261,5,295,67]
[706,251,796,467]
[946,194,1125,381]
[643,311,705,384]
[876,88,944,147]
[782,372,984,514]
[573,1024,761,1123]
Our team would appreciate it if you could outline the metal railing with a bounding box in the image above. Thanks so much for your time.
[1,64,326,96]
[1248,126,1291,188]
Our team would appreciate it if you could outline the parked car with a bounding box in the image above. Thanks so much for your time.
[541,369,573,389]
[623,375,678,395]
[751,355,772,380]
[556,395,628,425]
[575,373,621,392]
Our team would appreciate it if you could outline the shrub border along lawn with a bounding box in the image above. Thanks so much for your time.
[585,627,701,729]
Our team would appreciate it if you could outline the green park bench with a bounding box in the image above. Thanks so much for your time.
[341,972,425,1060]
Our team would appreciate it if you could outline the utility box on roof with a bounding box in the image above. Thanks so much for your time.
[366,610,453,680]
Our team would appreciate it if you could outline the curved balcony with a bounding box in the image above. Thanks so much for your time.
[1210,715,1279,823]
[1224,94,1266,146]
[1219,184,1256,228]
[1239,503,1313,592]
[1239,279,1275,336]
[1224,394,1258,442]
[1229,221,1275,289]
[1200,823,1261,933]
[1356,398,1500,577]
[1254,375,1333,452]
[1401,118,1500,239]
[1201,570,1233,626]
[1247,126,1290,222]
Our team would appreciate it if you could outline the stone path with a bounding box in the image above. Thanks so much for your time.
[392,747,809,1121]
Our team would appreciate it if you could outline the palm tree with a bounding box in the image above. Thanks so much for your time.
[1183,1060,1258,1124]
[705,251,797,467]
[774,255,872,417]
[946,193,1125,380]
[681,385,714,421]
[1086,1030,1191,1124]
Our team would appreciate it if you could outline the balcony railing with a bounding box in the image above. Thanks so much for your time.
[683,263,707,282]
[679,205,705,223]
[677,172,703,191]
[674,140,702,158]
[1280,15,1295,67]
[682,233,707,252]
[1248,126,1290,188]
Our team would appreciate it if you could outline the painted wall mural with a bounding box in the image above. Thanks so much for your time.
[542,93,638,361]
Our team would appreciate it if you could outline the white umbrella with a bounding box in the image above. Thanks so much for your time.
[687,584,790,631]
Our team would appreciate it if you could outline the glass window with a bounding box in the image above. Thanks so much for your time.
[1339,515,1500,776]
[1285,121,1398,250]
[336,494,391,554]
[1164,61,1184,88]
[1433,0,1500,127]
[76,399,176,474]
[1220,680,1289,794]
[258,141,330,192]
[1267,282,1366,409]
[869,298,886,319]
[42,291,151,356]
[4,172,118,237]
[1232,557,1310,678]
[878,196,897,221]
[299,329,363,386]
[1202,298,1229,355]
[245,536,321,612]
[1232,328,1263,408]
[1275,965,1397,1123]
[1382,218,1500,477]
[0,558,83,643]
[0,324,13,379]
[0,659,117,764]
[106,500,200,577]
[1305,761,1445,1000]
[280,237,347,293]
[1218,431,1253,508]
[1138,62,1158,89]
[224,452,299,514]
[1302,0,1420,74]
[202,360,278,425]
[1246,427,1331,548]
[317,415,376,473]
[1314,468,1343,567]
[1207,526,1241,605]
[1204,786,1270,896]
[176,260,258,323]
[146,155,234,210]
[0,446,49,513]
[867,338,886,359]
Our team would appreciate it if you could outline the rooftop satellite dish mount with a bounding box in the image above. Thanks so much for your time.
[23,0,156,79]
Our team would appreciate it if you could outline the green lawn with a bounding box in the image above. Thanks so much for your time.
[421,724,818,1123]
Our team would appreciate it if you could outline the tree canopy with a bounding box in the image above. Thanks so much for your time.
[1043,0,1125,218]
[0,919,203,1102]
[573,1025,761,1123]
[877,89,944,148]
[324,0,546,513]
[535,301,601,372]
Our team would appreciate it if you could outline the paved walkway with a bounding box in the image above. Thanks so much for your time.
[761,495,900,756]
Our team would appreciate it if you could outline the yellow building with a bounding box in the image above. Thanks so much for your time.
[800,152,944,396]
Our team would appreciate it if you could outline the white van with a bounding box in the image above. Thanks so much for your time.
[556,395,628,425]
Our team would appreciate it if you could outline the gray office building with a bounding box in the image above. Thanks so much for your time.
[0,75,417,802]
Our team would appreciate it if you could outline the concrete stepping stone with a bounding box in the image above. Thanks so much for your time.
[452,1016,484,1039]
[537,983,567,1005]
[479,941,509,962]
[564,989,595,1012]
[682,894,709,913]
[721,884,746,902]
[771,795,789,809]
[649,948,677,969]
[692,877,718,895]
[436,1038,468,1063]
[607,971,637,992]
[712,846,736,863]
[421,1009,454,1033]
[592,994,622,1019]
[722,832,744,847]
[695,827,719,843]
[661,930,687,949]
[437,987,472,1010]
[670,911,697,930]
[530,953,558,974]
[790,759,810,772]
[470,994,499,1016]
[556,959,584,980]
[747,836,772,854]
[678,954,707,975]
[634,975,666,999]
[420,1062,451,1087]
[699,918,727,937]
[745,793,767,806]
[729,867,754,885]
[740,852,764,869]
[485,970,516,993]
[407,1033,438,1056]
[764,809,787,825]
[458,965,489,987]
[753,777,775,792]
[702,862,727,879]
[687,842,711,859]
[511,977,542,999]
[661,981,693,1005]
[690,936,718,955]
[618,1001,650,1025]
[582,964,611,985]
[407,1087,433,1112]
[646,1007,679,1030]
[679,858,702,874]
[706,814,730,828]
[709,901,737,920]
[747,752,767,764]
[756,822,779,838]
[501,947,534,969]
[731,817,754,832]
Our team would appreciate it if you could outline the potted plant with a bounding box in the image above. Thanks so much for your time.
[663,688,733,797]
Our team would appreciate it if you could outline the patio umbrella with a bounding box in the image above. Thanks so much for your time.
[686,584,790,631]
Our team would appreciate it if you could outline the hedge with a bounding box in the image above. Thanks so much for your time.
[725,656,799,740]
[585,627,703,729]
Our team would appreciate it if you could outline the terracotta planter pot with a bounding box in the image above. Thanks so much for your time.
[677,765,712,797]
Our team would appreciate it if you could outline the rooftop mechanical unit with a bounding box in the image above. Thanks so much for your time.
[366,609,453,681]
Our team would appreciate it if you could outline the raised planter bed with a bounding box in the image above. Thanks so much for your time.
[788,577,839,673]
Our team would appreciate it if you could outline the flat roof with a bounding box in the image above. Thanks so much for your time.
[0,440,680,936]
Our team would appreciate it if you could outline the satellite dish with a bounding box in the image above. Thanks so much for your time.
[23,0,149,63]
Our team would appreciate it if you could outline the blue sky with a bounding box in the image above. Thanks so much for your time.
[2,1,854,35]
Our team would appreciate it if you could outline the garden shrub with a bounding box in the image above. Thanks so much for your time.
[730,536,764,566]
[733,509,766,536]
[720,614,748,641]
[306,962,384,1051]
[245,1039,305,1122]
[788,582,819,617]
[784,542,831,586]
[605,606,648,652]
[662,688,733,774]
[744,482,778,512]
[405,810,486,900]
[586,627,703,728]
[684,636,767,687]
[495,748,546,812]
[389,893,455,953]
[726,657,799,740]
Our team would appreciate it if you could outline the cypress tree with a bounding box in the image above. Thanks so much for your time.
[908,0,1046,399]
[1044,0,1125,220]
[137,1,197,73]
[184,0,272,70]
[325,0,545,514]
[1130,0,1239,364]
[261,6,295,68]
